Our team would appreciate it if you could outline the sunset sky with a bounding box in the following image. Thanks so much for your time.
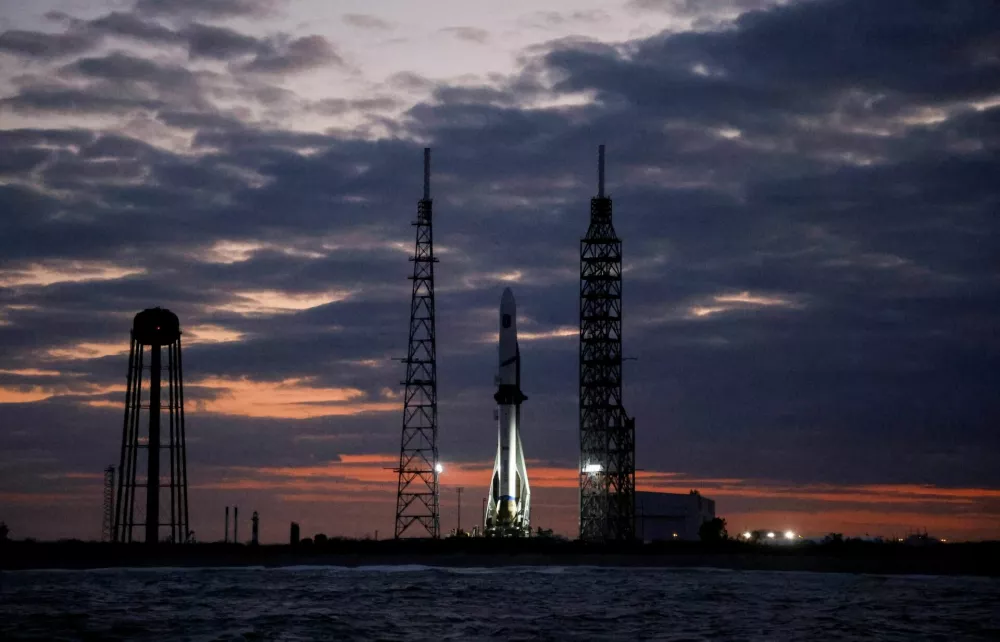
[1,0,998,543]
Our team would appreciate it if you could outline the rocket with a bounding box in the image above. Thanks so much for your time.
[485,287,531,536]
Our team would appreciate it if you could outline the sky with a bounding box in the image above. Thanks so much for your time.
[0,0,998,544]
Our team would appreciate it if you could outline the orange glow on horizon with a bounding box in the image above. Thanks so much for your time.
[209,289,353,315]
[0,368,63,376]
[185,324,245,344]
[187,376,398,418]
[10,455,1000,540]
[0,386,54,403]
[0,261,145,287]
[726,509,1000,540]
[687,290,802,319]
[46,341,129,361]
[2,381,121,404]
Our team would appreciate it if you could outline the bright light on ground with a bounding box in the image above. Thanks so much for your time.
[583,463,603,473]
[743,532,752,539]
[435,463,443,474]
[784,530,796,540]
[767,532,776,539]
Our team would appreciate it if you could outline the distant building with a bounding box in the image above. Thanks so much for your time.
[635,490,715,542]
[290,522,300,546]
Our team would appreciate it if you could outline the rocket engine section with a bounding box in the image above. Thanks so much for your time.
[485,288,531,537]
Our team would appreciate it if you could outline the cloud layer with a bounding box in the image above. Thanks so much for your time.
[0,0,998,542]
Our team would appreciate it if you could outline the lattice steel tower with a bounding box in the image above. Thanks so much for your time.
[102,465,114,542]
[113,307,190,544]
[394,148,441,539]
[579,145,636,542]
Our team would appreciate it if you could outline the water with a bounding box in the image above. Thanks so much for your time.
[1,566,998,640]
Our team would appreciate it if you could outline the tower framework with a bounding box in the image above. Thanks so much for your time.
[579,145,636,542]
[394,148,441,538]
[113,307,190,544]
[102,465,114,542]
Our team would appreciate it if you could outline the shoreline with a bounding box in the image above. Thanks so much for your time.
[3,540,998,576]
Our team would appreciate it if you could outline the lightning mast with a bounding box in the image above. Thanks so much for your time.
[394,148,441,538]
[579,145,636,542]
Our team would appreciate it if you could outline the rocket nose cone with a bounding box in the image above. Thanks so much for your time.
[500,288,516,332]
[500,288,516,324]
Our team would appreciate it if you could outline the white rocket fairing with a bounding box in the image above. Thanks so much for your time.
[485,287,531,536]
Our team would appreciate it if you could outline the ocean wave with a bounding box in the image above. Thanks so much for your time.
[2,567,996,641]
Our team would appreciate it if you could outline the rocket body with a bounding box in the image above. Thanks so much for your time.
[486,288,531,536]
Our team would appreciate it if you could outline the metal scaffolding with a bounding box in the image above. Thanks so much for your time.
[102,465,114,542]
[394,148,441,539]
[113,307,190,544]
[579,145,636,542]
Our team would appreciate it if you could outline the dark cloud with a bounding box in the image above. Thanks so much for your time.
[439,27,491,44]
[4,52,219,117]
[0,148,50,175]
[0,128,95,148]
[310,96,401,115]
[78,134,168,160]
[628,0,791,13]
[134,0,281,19]
[517,10,611,30]
[84,14,267,68]
[87,11,183,46]
[182,22,262,60]
[1,86,161,114]
[0,28,98,59]
[386,71,435,93]
[712,0,1000,101]
[625,0,814,32]
[65,52,197,88]
[157,110,245,131]
[42,157,147,186]
[1,10,343,80]
[239,35,343,74]
[553,3,999,113]
[342,14,393,31]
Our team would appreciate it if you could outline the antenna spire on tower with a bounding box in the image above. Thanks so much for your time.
[598,144,605,198]
[423,147,431,201]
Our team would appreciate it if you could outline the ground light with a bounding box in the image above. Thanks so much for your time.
[784,530,796,540]
[743,532,752,539]
[435,463,443,474]
[767,532,775,539]
[583,463,602,473]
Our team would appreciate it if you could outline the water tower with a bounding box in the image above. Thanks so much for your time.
[113,307,190,544]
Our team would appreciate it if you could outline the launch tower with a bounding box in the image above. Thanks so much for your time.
[579,145,636,542]
[393,148,441,539]
[113,307,190,544]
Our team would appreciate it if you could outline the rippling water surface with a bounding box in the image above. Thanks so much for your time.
[2,566,998,640]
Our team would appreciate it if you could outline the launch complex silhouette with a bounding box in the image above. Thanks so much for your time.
[389,145,635,541]
[106,146,634,544]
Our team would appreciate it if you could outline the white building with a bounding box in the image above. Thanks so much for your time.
[635,490,716,542]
